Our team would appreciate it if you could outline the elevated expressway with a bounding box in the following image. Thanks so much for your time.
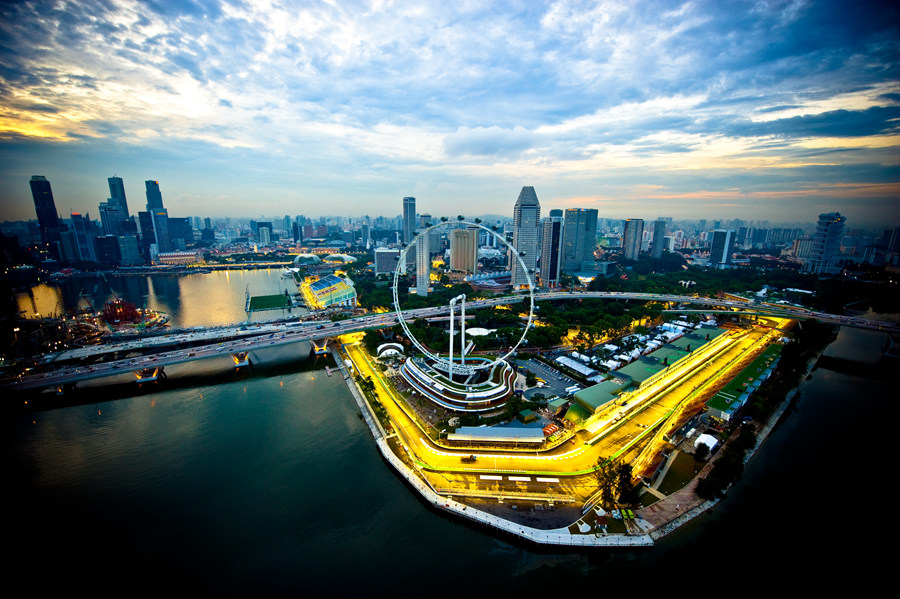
[8,291,897,393]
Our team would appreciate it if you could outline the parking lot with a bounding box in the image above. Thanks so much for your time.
[516,357,581,399]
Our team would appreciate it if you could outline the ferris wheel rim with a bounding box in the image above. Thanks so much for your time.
[392,220,535,372]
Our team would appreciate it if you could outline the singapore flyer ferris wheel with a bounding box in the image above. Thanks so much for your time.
[392,219,535,376]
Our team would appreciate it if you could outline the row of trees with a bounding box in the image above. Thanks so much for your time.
[695,426,757,500]
[595,457,641,507]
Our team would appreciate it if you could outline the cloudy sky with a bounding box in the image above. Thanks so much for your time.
[1,0,898,227]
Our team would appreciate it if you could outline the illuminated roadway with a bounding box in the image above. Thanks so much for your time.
[8,290,897,392]
[343,319,788,501]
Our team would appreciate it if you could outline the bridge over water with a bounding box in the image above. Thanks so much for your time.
[8,291,898,392]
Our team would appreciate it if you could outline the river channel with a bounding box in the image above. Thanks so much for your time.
[7,271,894,593]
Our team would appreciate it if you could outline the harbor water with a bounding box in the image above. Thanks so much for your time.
[7,273,894,592]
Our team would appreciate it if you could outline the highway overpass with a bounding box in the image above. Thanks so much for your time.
[7,290,898,392]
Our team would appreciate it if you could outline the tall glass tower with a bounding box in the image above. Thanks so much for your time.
[108,176,130,217]
[145,180,164,211]
[623,218,644,261]
[651,218,667,259]
[804,212,846,274]
[29,175,61,245]
[510,186,540,288]
[540,209,564,288]
[561,208,598,272]
[402,196,416,244]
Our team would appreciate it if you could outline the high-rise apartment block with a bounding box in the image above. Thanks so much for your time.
[623,219,644,260]
[510,187,540,288]
[540,209,564,288]
[561,208,598,272]
[449,228,478,273]
[709,229,736,267]
[416,234,430,296]
[804,212,846,274]
[374,247,400,275]
[651,218,667,259]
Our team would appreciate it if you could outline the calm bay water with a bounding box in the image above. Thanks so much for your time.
[16,268,301,328]
[7,276,895,592]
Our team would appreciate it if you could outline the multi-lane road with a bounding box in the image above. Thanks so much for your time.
[344,321,783,501]
[8,290,897,391]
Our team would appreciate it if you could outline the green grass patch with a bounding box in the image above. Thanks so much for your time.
[656,451,705,496]
[606,518,627,533]
[639,490,660,508]
[248,294,291,311]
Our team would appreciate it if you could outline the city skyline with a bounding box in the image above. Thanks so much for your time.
[0,1,898,226]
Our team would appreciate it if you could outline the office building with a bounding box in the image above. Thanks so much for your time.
[416,234,430,296]
[374,247,400,275]
[29,175,61,245]
[622,219,644,260]
[70,213,97,262]
[99,176,131,236]
[402,197,416,244]
[510,186,540,288]
[108,176,130,217]
[709,229,736,267]
[144,181,173,252]
[151,210,173,252]
[561,208,598,272]
[94,235,121,265]
[117,235,143,266]
[804,212,846,274]
[99,202,127,236]
[540,209,564,288]
[651,219,667,259]
[449,228,477,273]
[145,180,164,211]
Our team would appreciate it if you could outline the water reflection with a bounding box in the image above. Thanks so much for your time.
[17,269,305,328]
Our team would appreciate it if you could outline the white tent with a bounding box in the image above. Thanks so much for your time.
[695,434,719,451]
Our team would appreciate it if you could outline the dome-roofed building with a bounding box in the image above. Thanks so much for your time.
[323,253,357,264]
[293,254,322,266]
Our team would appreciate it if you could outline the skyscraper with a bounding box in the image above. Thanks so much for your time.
[108,176,130,217]
[402,196,416,244]
[29,175,61,245]
[99,202,127,236]
[144,180,172,253]
[510,186,540,288]
[561,208,598,272]
[70,213,97,262]
[99,177,131,237]
[804,212,846,274]
[651,218,667,259]
[540,209,564,288]
[416,233,430,296]
[145,180,164,211]
[623,219,644,261]
[709,229,736,268]
[449,228,477,273]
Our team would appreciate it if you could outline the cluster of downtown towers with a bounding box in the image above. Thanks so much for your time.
[29,175,197,265]
[400,186,672,293]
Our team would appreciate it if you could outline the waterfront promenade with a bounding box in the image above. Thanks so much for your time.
[333,345,653,547]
